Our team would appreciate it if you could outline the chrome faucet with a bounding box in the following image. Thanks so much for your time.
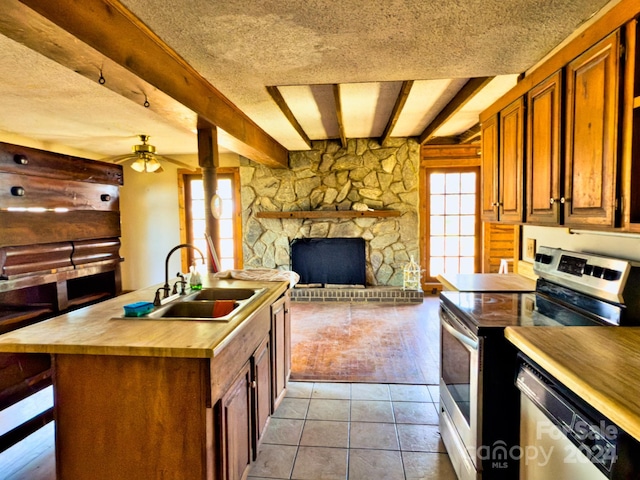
[162,243,206,299]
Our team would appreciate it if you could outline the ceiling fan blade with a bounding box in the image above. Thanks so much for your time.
[158,155,195,170]
[104,154,137,164]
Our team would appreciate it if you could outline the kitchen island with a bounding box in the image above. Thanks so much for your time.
[0,276,290,480]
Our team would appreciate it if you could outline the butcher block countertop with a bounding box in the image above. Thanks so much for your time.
[0,276,288,359]
[438,273,536,292]
[505,326,640,442]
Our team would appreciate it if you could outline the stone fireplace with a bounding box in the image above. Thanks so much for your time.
[290,237,366,286]
[239,138,420,297]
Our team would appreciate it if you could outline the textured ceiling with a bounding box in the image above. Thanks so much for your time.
[0,0,616,161]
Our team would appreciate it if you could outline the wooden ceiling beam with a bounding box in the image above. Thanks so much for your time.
[418,77,494,144]
[17,0,289,168]
[379,80,414,146]
[266,86,312,149]
[458,123,482,144]
[333,84,347,148]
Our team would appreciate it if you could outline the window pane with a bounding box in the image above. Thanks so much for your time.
[460,257,475,273]
[191,201,206,219]
[445,257,459,273]
[219,219,234,238]
[431,174,445,194]
[218,179,232,199]
[431,216,445,235]
[460,237,475,256]
[445,237,459,256]
[430,257,445,277]
[431,195,445,214]
[445,173,460,194]
[191,180,205,199]
[430,237,445,256]
[460,173,476,193]
[445,195,460,215]
[460,194,476,214]
[460,216,475,235]
[220,239,235,258]
[192,219,206,238]
[445,217,460,236]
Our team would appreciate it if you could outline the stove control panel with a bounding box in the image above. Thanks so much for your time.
[533,246,638,304]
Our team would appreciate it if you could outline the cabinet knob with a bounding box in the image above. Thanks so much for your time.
[10,186,25,196]
[549,198,565,205]
[101,194,111,202]
[251,380,257,389]
[13,154,28,165]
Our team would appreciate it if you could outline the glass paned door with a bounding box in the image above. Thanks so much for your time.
[427,168,480,279]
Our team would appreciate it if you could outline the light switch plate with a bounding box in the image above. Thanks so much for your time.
[526,238,536,258]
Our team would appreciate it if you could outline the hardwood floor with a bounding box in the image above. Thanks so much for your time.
[290,297,441,384]
[0,296,443,478]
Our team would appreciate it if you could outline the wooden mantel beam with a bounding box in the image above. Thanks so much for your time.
[15,0,289,168]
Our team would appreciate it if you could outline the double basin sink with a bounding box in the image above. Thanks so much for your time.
[140,287,266,322]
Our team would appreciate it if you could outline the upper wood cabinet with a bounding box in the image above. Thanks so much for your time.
[481,114,499,222]
[564,30,622,227]
[481,98,525,223]
[526,70,563,225]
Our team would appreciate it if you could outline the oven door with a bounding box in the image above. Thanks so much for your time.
[440,303,483,477]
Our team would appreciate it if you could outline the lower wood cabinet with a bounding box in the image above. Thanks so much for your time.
[270,292,291,412]
[252,334,271,454]
[218,360,252,480]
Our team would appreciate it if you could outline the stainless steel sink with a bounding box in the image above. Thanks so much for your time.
[147,301,237,321]
[187,287,260,301]
[119,286,267,321]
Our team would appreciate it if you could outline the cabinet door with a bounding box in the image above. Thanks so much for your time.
[252,335,271,455]
[499,97,525,223]
[565,30,621,227]
[481,114,500,221]
[219,361,252,480]
[527,71,562,225]
[270,294,290,412]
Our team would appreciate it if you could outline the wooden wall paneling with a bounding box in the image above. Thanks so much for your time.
[0,142,123,185]
[0,211,121,247]
[483,222,517,273]
[0,173,119,211]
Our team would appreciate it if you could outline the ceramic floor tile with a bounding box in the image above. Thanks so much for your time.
[250,443,298,479]
[349,422,399,450]
[286,381,314,399]
[272,397,310,419]
[299,420,349,448]
[392,401,439,424]
[350,400,394,423]
[291,446,348,479]
[311,382,351,399]
[427,384,440,403]
[261,418,304,445]
[402,451,457,480]
[389,384,431,402]
[397,424,446,453]
[306,399,350,421]
[348,449,405,480]
[350,383,391,401]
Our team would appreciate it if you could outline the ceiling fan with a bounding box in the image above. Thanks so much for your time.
[107,134,192,173]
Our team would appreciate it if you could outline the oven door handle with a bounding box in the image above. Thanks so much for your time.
[440,310,479,350]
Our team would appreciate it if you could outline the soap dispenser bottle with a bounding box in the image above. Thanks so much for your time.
[189,263,202,290]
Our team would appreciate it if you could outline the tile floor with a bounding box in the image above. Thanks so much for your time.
[248,381,456,480]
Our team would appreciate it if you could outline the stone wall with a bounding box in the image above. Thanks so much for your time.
[240,138,420,286]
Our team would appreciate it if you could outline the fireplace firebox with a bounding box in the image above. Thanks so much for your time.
[290,238,366,286]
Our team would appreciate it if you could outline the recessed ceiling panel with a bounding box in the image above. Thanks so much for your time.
[433,74,519,137]
[392,78,468,137]
[339,83,382,139]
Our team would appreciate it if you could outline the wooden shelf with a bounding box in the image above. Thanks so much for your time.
[255,210,401,219]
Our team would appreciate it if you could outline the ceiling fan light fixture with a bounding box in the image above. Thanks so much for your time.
[130,157,147,172]
[146,158,162,172]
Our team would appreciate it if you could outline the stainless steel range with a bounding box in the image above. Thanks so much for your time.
[438,246,640,480]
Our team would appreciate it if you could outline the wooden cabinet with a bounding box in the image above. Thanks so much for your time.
[481,114,499,221]
[564,30,622,227]
[270,292,291,412]
[526,70,563,225]
[252,334,271,454]
[218,360,252,480]
[481,98,525,223]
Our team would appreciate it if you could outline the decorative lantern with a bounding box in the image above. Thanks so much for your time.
[403,256,421,291]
